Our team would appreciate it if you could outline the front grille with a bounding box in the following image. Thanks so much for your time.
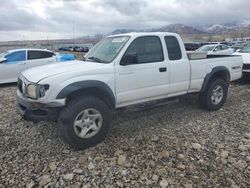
[17,78,23,93]
[243,64,250,70]
[17,77,27,96]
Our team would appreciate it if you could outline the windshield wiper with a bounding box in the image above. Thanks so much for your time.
[87,56,106,63]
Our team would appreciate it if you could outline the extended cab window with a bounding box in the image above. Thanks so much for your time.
[125,36,164,64]
[165,36,182,60]
[5,51,26,63]
[28,51,55,60]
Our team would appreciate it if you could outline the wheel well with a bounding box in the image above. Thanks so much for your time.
[66,87,115,110]
[212,70,230,83]
[201,69,230,92]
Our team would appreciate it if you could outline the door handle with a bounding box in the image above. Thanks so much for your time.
[18,62,26,65]
[159,67,167,72]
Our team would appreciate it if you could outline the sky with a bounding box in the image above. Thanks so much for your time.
[0,0,249,41]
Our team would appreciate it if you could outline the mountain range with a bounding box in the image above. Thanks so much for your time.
[108,20,250,36]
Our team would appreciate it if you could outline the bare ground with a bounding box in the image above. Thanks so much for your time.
[0,81,249,188]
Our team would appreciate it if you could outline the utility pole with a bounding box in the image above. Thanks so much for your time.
[23,35,25,48]
[73,22,75,46]
[47,35,50,50]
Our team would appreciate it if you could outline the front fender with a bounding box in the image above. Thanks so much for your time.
[56,80,116,109]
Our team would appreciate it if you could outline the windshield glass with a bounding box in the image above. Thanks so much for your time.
[239,44,250,53]
[197,45,215,52]
[85,36,130,63]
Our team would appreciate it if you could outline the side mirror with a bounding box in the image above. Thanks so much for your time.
[120,53,138,66]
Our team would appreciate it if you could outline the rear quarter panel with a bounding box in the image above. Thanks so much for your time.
[189,55,243,92]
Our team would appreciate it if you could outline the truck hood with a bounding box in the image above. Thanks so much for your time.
[22,60,106,83]
[233,52,250,64]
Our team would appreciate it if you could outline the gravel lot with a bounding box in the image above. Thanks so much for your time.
[0,82,250,188]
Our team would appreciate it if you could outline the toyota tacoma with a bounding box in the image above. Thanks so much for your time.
[16,32,243,149]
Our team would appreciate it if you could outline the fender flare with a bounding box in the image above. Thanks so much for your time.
[201,66,230,93]
[56,80,116,109]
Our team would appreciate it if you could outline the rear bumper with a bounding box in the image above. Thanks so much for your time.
[16,91,65,122]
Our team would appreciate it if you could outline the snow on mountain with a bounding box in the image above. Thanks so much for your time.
[205,24,226,33]
[198,20,250,34]
[239,20,250,27]
[155,24,205,34]
[108,24,205,35]
[106,20,250,36]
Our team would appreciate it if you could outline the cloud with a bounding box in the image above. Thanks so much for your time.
[93,0,148,15]
[0,0,250,41]
[0,1,45,31]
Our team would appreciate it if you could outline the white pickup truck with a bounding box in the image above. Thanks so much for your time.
[16,32,243,149]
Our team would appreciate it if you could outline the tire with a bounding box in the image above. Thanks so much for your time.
[199,78,229,111]
[58,96,112,150]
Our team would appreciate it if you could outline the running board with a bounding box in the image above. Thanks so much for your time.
[123,97,179,112]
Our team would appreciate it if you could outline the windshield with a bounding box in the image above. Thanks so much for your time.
[85,36,130,63]
[197,45,215,52]
[239,44,250,53]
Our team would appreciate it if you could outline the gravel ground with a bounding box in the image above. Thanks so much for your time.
[0,82,250,188]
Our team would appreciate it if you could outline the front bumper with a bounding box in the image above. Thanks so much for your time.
[16,91,65,122]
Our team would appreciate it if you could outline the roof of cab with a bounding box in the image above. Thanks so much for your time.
[108,32,180,38]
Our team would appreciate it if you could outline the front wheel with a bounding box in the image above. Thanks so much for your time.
[58,96,112,150]
[199,78,229,111]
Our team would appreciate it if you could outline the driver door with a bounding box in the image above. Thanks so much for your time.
[115,36,170,107]
[0,50,27,83]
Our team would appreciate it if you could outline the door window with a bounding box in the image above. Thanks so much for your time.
[214,45,222,51]
[164,36,182,60]
[5,51,26,63]
[124,36,164,64]
[221,45,228,50]
[28,51,55,60]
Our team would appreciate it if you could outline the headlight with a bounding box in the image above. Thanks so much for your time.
[26,84,49,99]
[26,84,37,99]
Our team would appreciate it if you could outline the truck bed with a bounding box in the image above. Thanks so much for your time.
[188,55,243,92]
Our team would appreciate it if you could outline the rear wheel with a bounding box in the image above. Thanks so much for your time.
[58,96,112,150]
[199,78,228,111]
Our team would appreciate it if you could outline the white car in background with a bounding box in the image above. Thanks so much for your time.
[0,49,57,84]
[233,43,250,74]
[196,44,235,55]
